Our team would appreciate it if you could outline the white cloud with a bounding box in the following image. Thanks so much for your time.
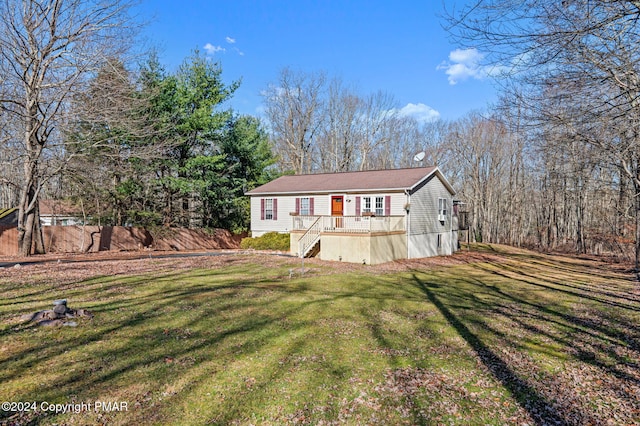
[398,103,440,123]
[449,48,483,65]
[437,48,489,85]
[203,43,225,55]
[205,38,244,56]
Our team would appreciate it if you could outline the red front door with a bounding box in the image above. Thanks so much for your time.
[331,196,343,227]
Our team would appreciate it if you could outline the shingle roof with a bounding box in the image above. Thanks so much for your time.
[0,208,17,226]
[39,199,80,216]
[247,166,454,195]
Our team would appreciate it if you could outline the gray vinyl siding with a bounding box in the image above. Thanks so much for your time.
[388,192,409,216]
[249,194,337,236]
[408,176,453,235]
[407,174,455,257]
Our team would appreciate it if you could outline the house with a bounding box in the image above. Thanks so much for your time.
[39,200,85,226]
[0,202,84,227]
[0,208,17,227]
[245,166,459,264]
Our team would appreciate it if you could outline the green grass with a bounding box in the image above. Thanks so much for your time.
[0,246,638,425]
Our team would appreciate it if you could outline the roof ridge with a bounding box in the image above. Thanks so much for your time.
[285,166,437,177]
[246,166,451,195]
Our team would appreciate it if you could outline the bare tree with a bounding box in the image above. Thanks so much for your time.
[443,109,536,246]
[262,68,326,174]
[446,0,640,274]
[263,69,451,174]
[317,78,362,172]
[355,91,397,171]
[0,0,136,255]
[0,111,21,208]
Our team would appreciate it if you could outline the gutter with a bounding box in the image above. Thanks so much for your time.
[246,187,411,196]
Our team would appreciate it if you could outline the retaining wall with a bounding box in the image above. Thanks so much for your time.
[0,226,242,256]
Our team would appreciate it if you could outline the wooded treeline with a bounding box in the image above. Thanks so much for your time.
[0,0,274,255]
[258,0,640,263]
[1,48,275,236]
[261,71,636,260]
[1,0,639,263]
[443,0,640,267]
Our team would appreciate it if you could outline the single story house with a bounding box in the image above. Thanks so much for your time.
[39,200,84,226]
[246,166,459,264]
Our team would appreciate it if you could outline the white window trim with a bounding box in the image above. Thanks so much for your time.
[361,195,386,216]
[375,196,384,216]
[438,198,448,222]
[362,196,372,214]
[300,197,310,216]
[265,198,274,220]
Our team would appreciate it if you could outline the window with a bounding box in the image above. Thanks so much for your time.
[375,197,384,216]
[360,195,388,216]
[438,198,448,221]
[261,198,277,220]
[437,233,442,248]
[300,197,310,216]
[362,197,372,214]
[264,199,274,220]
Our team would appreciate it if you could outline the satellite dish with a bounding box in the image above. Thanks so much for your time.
[413,151,426,162]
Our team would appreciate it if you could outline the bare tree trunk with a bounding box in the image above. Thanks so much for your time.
[17,152,42,255]
[1,0,137,255]
[635,166,640,280]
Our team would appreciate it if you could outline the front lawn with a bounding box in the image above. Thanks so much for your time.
[0,246,638,425]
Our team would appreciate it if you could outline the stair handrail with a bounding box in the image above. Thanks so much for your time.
[298,216,324,257]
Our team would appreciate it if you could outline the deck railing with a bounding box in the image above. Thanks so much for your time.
[292,215,405,234]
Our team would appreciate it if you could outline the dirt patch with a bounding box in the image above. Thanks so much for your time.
[1,244,634,286]
[0,250,249,286]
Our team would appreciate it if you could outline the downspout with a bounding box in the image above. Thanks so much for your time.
[449,197,453,255]
[405,189,410,259]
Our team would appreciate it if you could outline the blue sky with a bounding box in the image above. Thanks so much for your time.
[134,1,497,122]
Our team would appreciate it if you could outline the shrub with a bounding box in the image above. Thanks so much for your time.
[241,232,290,251]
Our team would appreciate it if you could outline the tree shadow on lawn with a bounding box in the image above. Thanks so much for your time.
[472,261,640,348]
[412,277,569,425]
[477,259,640,311]
[0,267,302,380]
[0,267,413,425]
[0,263,296,333]
[409,256,640,426]
[0,279,314,424]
